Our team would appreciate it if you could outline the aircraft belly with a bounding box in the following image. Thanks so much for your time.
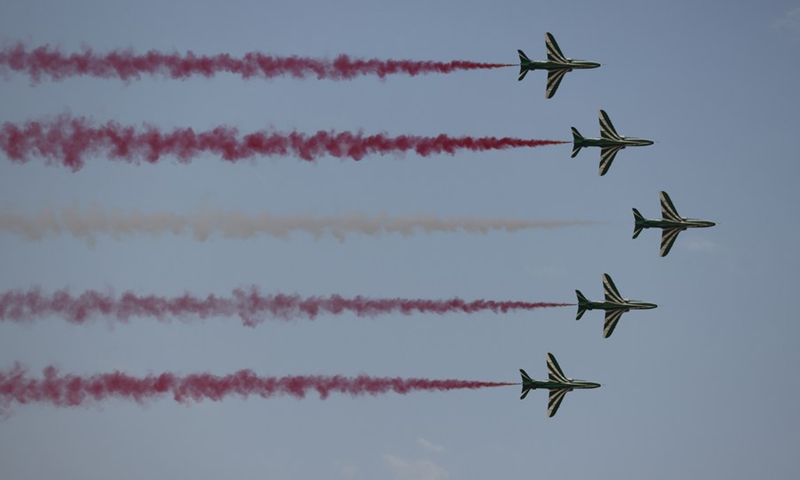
[598,303,626,310]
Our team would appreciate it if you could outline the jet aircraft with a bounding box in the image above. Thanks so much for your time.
[517,32,600,99]
[576,273,657,338]
[571,110,654,176]
[519,352,600,417]
[633,191,716,257]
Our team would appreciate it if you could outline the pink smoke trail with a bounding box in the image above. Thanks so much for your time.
[0,287,572,327]
[0,115,567,171]
[0,363,517,414]
[0,43,515,83]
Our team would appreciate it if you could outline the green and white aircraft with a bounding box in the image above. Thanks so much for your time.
[633,191,716,257]
[517,32,600,99]
[519,352,600,418]
[576,273,657,338]
[571,110,654,176]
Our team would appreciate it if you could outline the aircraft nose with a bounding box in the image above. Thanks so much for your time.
[645,303,658,309]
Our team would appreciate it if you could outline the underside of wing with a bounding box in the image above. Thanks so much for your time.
[603,273,625,303]
[546,69,568,98]
[545,32,567,63]
[660,191,683,222]
[599,146,623,176]
[660,227,684,257]
[599,110,622,140]
[547,353,569,383]
[548,388,570,417]
[603,309,626,338]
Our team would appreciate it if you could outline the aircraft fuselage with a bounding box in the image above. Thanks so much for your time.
[581,300,658,312]
[636,217,716,230]
[523,378,601,391]
[575,136,654,149]
[521,59,600,72]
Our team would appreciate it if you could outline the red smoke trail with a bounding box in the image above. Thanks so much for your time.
[0,363,516,413]
[0,43,514,82]
[0,116,566,171]
[0,287,572,327]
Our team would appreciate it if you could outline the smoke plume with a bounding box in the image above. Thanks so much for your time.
[0,287,572,327]
[0,206,594,243]
[1,43,514,83]
[0,115,567,171]
[0,363,516,414]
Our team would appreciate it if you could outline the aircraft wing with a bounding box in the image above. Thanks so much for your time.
[599,146,623,176]
[603,274,625,303]
[545,32,567,62]
[547,388,570,417]
[660,227,685,257]
[545,69,568,98]
[660,191,683,222]
[603,309,627,338]
[547,353,569,383]
[599,110,622,140]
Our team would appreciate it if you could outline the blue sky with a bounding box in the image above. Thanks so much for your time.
[1,1,800,479]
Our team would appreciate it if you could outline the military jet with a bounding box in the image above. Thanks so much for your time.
[517,32,600,98]
[576,273,657,338]
[633,191,716,257]
[571,110,654,176]
[519,352,600,417]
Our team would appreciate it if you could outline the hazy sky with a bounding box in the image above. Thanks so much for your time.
[1,1,799,479]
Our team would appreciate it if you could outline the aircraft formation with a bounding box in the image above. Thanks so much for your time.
[517,33,715,417]
[0,34,718,420]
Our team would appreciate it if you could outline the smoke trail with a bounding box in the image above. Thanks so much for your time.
[0,363,517,414]
[0,287,572,327]
[0,115,567,171]
[0,205,595,243]
[0,43,514,83]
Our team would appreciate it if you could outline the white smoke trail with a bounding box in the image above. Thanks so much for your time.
[0,205,595,244]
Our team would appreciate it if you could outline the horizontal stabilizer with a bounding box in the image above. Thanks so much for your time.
[632,208,645,238]
[571,127,583,158]
[575,290,588,320]
[520,369,533,399]
[518,50,531,81]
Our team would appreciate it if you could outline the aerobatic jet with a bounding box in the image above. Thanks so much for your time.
[633,191,716,257]
[519,352,600,418]
[575,273,657,338]
[571,110,654,176]
[517,32,600,99]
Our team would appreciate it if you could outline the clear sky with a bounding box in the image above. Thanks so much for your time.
[1,1,799,479]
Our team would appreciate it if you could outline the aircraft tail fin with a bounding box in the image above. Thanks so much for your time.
[575,290,588,320]
[519,369,534,399]
[632,208,645,239]
[571,127,583,157]
[517,50,531,81]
